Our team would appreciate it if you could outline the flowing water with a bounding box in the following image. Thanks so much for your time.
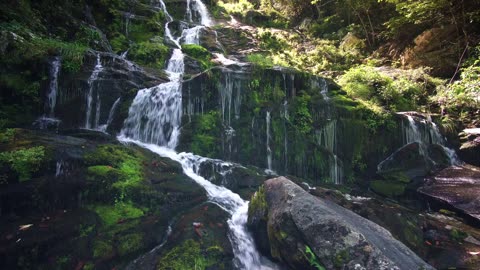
[46,56,61,117]
[120,2,275,268]
[401,113,461,165]
[98,97,121,132]
[85,53,104,129]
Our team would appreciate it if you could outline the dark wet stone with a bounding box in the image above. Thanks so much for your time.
[419,165,480,224]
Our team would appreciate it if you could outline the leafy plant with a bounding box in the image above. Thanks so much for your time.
[304,245,325,270]
[0,146,45,181]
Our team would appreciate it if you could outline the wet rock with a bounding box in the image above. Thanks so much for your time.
[54,51,166,131]
[419,165,480,225]
[249,177,434,270]
[458,128,480,166]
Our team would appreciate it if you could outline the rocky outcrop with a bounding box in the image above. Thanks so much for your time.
[419,165,480,225]
[458,128,480,166]
[248,177,434,270]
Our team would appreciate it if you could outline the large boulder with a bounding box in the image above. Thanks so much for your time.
[248,177,434,270]
[419,165,480,225]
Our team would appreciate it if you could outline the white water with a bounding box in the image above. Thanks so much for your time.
[120,1,275,268]
[401,114,461,165]
[266,111,274,174]
[85,53,104,129]
[316,120,343,184]
[46,56,61,117]
[98,97,121,132]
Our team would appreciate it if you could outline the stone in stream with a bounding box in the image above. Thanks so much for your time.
[419,165,480,225]
[248,177,435,270]
[458,128,480,166]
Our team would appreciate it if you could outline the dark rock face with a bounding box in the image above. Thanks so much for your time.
[419,165,480,224]
[458,129,480,166]
[248,177,434,270]
[53,51,166,131]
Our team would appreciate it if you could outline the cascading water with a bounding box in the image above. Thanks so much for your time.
[85,53,103,129]
[266,111,274,174]
[46,56,61,117]
[98,97,121,132]
[120,1,276,269]
[316,120,343,184]
[401,113,461,165]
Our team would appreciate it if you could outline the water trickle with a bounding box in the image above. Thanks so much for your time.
[85,53,104,129]
[55,160,65,177]
[316,120,343,184]
[98,97,121,132]
[220,72,233,126]
[46,56,61,117]
[266,111,274,174]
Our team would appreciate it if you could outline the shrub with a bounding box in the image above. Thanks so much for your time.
[0,146,45,181]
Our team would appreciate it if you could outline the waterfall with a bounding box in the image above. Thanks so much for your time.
[85,53,103,129]
[401,114,461,165]
[98,97,121,132]
[220,72,233,126]
[266,111,274,174]
[181,25,204,45]
[46,56,61,117]
[119,1,275,268]
[316,120,343,184]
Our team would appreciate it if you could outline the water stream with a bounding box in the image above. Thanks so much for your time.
[85,53,104,129]
[120,1,275,268]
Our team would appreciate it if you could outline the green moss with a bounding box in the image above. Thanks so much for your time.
[182,44,213,70]
[93,240,114,259]
[118,233,144,256]
[85,144,144,195]
[0,146,45,181]
[248,185,267,218]
[190,111,222,157]
[129,40,169,69]
[87,165,117,178]
[334,249,349,268]
[157,239,217,270]
[92,203,144,227]
[370,180,406,197]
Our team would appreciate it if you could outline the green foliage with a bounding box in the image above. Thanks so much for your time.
[432,47,480,118]
[304,245,325,270]
[118,233,144,256]
[217,0,254,16]
[258,31,289,52]
[0,146,45,181]
[130,40,169,69]
[0,128,16,143]
[338,65,434,112]
[92,202,144,227]
[246,53,274,68]
[93,240,114,259]
[182,44,213,70]
[157,239,217,270]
